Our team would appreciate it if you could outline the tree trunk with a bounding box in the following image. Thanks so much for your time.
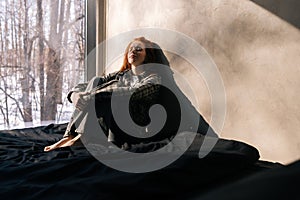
[21,0,33,122]
[37,0,46,121]
[42,0,60,120]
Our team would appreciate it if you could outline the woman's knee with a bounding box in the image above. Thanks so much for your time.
[91,76,101,87]
[86,77,101,90]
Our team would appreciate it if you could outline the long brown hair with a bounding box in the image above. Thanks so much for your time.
[119,37,169,72]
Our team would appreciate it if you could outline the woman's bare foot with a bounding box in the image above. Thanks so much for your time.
[44,134,82,152]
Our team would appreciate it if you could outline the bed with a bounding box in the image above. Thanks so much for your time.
[0,123,298,200]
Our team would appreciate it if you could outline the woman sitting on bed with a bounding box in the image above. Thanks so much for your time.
[44,37,216,152]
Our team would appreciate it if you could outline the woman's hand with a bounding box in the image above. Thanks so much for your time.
[71,91,91,110]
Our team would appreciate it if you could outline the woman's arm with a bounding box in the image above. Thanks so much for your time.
[95,73,161,101]
[66,71,122,103]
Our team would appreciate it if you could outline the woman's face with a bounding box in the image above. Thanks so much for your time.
[127,41,146,67]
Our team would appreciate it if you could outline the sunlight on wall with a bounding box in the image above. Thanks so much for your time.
[106,0,300,164]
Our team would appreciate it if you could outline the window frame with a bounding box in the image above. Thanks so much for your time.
[86,0,107,81]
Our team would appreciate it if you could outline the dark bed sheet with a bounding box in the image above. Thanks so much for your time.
[0,123,284,200]
[193,159,300,200]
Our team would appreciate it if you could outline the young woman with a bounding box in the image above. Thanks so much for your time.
[44,37,216,152]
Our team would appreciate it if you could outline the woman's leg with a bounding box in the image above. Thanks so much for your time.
[44,77,101,152]
[44,134,82,151]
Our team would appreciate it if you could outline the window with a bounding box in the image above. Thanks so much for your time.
[0,0,86,129]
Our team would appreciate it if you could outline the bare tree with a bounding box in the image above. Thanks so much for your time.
[37,0,45,121]
[20,0,33,122]
[0,0,85,129]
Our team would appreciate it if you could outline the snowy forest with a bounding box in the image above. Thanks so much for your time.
[0,0,86,129]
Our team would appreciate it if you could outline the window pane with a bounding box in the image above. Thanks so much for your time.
[0,0,86,129]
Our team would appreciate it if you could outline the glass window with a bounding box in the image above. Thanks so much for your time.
[0,0,86,129]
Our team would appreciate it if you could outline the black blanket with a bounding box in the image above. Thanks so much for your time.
[0,123,289,200]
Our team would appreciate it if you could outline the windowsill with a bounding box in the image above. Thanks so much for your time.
[0,120,69,131]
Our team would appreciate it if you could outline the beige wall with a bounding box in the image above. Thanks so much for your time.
[106,0,300,164]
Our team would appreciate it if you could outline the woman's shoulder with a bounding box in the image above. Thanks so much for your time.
[101,70,127,82]
[107,69,130,77]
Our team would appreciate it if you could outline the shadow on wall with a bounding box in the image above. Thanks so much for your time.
[250,0,300,29]
[106,0,300,165]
